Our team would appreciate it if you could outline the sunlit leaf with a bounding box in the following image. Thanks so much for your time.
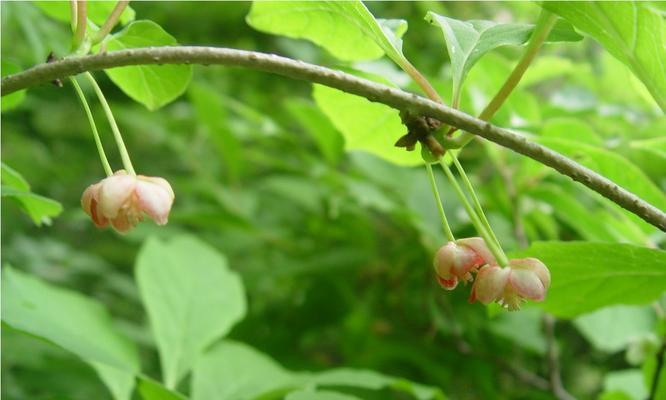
[35,1,135,26]
[574,305,656,353]
[246,1,409,66]
[1,163,62,226]
[544,2,666,112]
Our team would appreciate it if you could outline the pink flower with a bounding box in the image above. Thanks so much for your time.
[81,170,174,233]
[469,258,550,310]
[433,237,496,290]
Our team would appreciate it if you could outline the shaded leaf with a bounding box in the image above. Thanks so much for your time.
[2,60,26,112]
[136,235,246,388]
[1,163,62,226]
[104,21,192,110]
[511,242,666,318]
[1,267,140,400]
[574,305,656,353]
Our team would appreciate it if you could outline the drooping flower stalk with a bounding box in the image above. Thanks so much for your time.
[70,76,113,177]
[425,162,455,242]
[83,72,136,175]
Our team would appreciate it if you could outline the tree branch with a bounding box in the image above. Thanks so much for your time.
[2,46,665,231]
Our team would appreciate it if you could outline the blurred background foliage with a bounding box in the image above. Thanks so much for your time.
[2,2,666,400]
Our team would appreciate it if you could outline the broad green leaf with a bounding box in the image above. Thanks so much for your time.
[1,267,140,400]
[192,340,444,400]
[286,390,362,400]
[511,242,666,318]
[246,1,409,66]
[2,60,26,111]
[104,21,192,110]
[192,340,294,400]
[35,1,135,26]
[312,72,420,166]
[536,137,666,232]
[1,163,63,226]
[286,98,344,164]
[574,305,656,353]
[425,13,582,100]
[137,376,188,400]
[136,235,246,388]
[541,118,603,145]
[544,2,666,112]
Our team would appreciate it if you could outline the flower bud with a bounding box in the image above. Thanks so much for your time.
[433,237,496,290]
[81,170,174,233]
[468,257,550,310]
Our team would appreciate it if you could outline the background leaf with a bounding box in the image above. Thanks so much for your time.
[573,305,656,353]
[1,60,26,111]
[1,267,140,400]
[544,1,666,112]
[511,242,666,318]
[104,20,192,110]
[135,235,247,388]
[1,163,62,226]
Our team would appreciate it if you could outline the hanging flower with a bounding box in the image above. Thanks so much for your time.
[81,170,174,233]
[469,258,550,310]
[433,237,496,290]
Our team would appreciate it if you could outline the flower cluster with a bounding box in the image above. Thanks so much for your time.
[81,170,174,233]
[433,237,550,310]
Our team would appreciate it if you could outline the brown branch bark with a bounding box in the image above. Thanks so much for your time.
[2,46,665,231]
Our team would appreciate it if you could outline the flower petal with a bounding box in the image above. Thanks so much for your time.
[98,173,137,218]
[135,178,174,225]
[433,242,457,279]
[437,275,458,290]
[508,268,545,301]
[511,258,551,290]
[471,265,510,304]
[457,237,496,266]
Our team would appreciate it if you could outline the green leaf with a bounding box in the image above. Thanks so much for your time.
[535,137,666,233]
[285,98,344,164]
[35,1,135,26]
[192,341,295,400]
[544,2,666,112]
[425,13,582,100]
[286,390,362,400]
[574,305,656,353]
[510,242,666,318]
[1,267,140,400]
[489,308,547,355]
[1,163,63,226]
[136,235,247,388]
[246,1,409,66]
[2,60,26,112]
[137,376,188,400]
[104,20,192,110]
[312,72,421,166]
[192,340,444,400]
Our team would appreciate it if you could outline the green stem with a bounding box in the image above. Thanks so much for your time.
[70,76,113,176]
[69,0,77,32]
[447,10,558,143]
[449,153,501,250]
[425,162,455,242]
[439,159,508,266]
[400,60,444,103]
[83,72,135,175]
[72,0,87,49]
[92,0,129,45]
